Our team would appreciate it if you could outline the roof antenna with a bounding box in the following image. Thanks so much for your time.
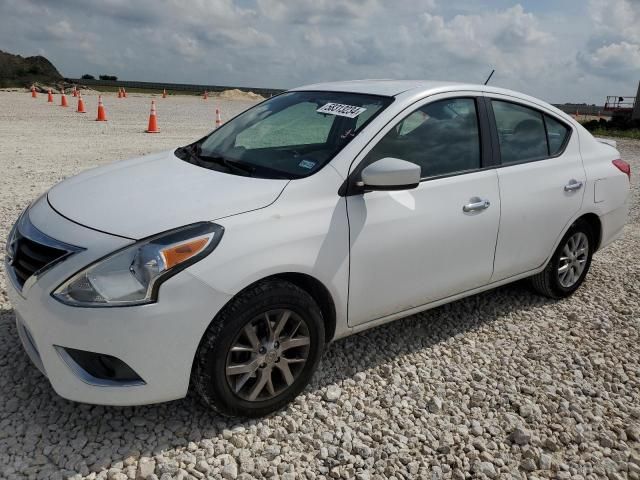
[484,69,495,85]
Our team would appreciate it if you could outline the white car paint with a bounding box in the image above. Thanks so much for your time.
[48,150,289,239]
[488,92,588,281]
[5,80,630,406]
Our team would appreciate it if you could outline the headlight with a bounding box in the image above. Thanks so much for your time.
[53,222,224,307]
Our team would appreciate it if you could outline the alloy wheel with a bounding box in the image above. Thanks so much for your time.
[225,309,311,401]
[557,232,589,288]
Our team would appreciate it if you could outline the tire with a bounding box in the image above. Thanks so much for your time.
[192,279,325,417]
[530,219,594,299]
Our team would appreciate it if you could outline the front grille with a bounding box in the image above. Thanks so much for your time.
[6,209,82,291]
[11,232,68,288]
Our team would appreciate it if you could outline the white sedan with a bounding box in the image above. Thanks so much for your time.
[5,80,630,417]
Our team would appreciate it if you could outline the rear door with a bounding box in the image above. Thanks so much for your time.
[486,95,585,281]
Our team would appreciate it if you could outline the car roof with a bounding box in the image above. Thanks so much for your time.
[291,79,485,96]
[290,79,454,96]
[289,79,572,121]
[290,79,530,100]
[289,79,575,125]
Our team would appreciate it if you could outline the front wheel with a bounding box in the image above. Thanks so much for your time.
[192,280,325,417]
[530,220,594,299]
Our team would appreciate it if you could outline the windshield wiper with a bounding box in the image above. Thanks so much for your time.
[199,153,255,176]
[177,144,254,176]
[175,145,197,161]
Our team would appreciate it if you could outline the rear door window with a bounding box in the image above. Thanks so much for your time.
[491,100,548,164]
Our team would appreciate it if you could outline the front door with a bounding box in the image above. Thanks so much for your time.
[346,95,501,326]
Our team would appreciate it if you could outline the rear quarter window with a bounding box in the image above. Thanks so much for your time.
[545,115,570,155]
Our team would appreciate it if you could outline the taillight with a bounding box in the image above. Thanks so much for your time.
[612,159,631,180]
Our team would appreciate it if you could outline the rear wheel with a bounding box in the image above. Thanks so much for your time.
[530,220,594,299]
[192,280,324,417]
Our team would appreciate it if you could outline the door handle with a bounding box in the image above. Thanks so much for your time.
[463,197,491,213]
[564,179,583,192]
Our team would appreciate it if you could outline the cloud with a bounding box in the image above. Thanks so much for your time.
[420,5,553,75]
[45,20,74,39]
[257,0,380,24]
[303,28,345,49]
[169,33,203,60]
[166,0,257,29]
[578,41,640,79]
[588,0,640,43]
[577,0,640,81]
[44,20,98,53]
[345,37,389,66]
[0,0,638,103]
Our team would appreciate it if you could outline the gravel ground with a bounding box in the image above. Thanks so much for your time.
[0,91,639,480]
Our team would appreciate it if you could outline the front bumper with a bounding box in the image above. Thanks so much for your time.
[6,198,232,406]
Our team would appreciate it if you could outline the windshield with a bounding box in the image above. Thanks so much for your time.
[178,91,393,179]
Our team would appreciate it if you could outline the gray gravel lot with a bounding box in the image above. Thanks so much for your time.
[0,91,639,480]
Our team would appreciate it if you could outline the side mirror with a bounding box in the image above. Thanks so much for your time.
[359,157,421,191]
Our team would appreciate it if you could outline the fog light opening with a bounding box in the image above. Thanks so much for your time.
[55,346,146,386]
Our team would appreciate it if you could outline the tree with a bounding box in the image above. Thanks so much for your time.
[81,74,95,80]
[99,74,118,81]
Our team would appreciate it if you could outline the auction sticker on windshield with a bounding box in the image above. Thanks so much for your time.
[317,103,367,118]
[298,159,316,169]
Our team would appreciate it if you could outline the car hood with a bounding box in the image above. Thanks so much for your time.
[47,150,289,239]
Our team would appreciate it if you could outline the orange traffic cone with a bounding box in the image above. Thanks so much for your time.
[72,86,77,97]
[122,87,127,98]
[146,100,159,133]
[60,92,68,107]
[31,85,37,98]
[47,89,53,103]
[162,89,167,99]
[77,94,86,113]
[96,95,107,121]
[117,88,122,99]
[203,90,208,100]
[215,108,222,128]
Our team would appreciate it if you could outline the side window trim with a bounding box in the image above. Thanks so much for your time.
[476,96,497,169]
[484,96,573,167]
[541,114,551,157]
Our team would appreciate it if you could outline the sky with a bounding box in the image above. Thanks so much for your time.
[0,0,639,104]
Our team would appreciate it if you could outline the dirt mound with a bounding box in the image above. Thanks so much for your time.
[217,89,264,101]
[76,86,101,95]
[0,50,62,88]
